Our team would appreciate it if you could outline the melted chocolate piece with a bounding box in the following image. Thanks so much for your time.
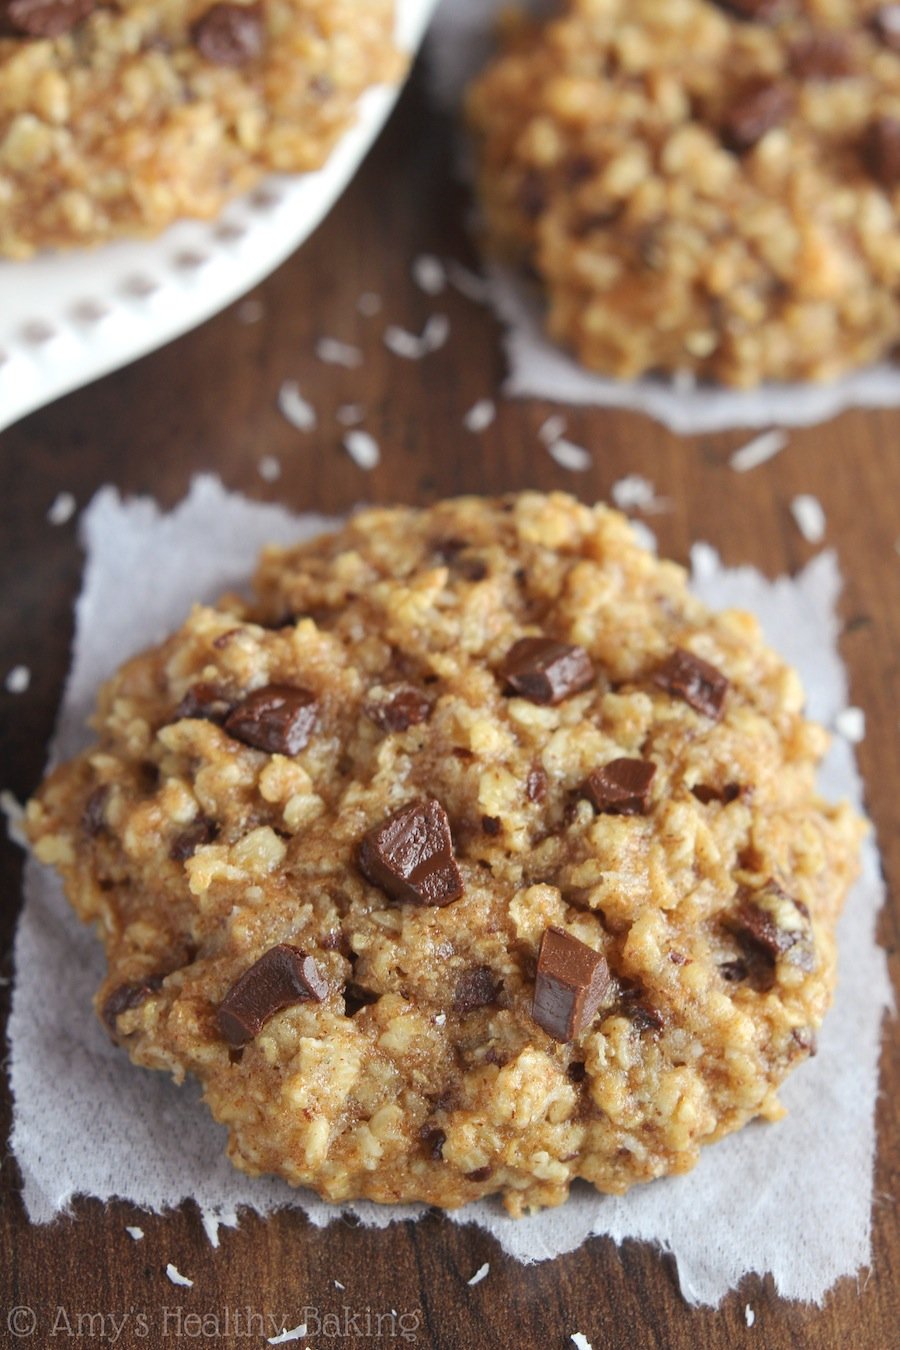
[453,966,500,1014]
[789,34,854,80]
[500,637,594,705]
[419,1125,446,1160]
[101,974,165,1038]
[654,648,729,720]
[481,815,501,836]
[364,685,431,733]
[216,944,327,1048]
[223,683,317,755]
[343,983,379,1016]
[532,927,612,1042]
[191,2,264,67]
[722,81,793,152]
[691,782,741,805]
[583,758,656,815]
[728,881,816,972]
[170,817,219,861]
[865,116,900,187]
[358,799,463,907]
[466,1165,493,1183]
[3,0,94,38]
[173,682,233,724]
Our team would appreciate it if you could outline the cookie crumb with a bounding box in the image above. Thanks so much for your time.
[790,494,826,544]
[384,315,450,359]
[547,437,591,472]
[165,1263,193,1288]
[463,399,496,433]
[412,254,447,296]
[730,429,788,473]
[745,1305,756,1327]
[125,1226,144,1240]
[47,491,77,525]
[343,430,380,470]
[267,1323,307,1345]
[467,1262,490,1286]
[611,475,669,514]
[277,381,317,432]
[834,707,865,744]
[258,456,282,483]
[316,337,363,369]
[5,665,31,694]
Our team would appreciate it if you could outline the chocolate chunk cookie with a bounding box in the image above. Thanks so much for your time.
[467,0,900,387]
[26,493,864,1214]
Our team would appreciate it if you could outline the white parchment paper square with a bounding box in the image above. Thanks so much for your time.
[8,476,892,1305]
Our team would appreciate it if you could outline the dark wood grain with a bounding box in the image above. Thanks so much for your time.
[1,65,897,1350]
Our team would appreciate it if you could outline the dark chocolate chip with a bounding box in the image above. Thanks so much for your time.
[101,974,165,1038]
[789,34,854,80]
[711,0,787,19]
[82,785,110,837]
[223,683,317,755]
[654,648,729,719]
[566,1060,587,1083]
[624,1002,664,1033]
[691,782,741,805]
[526,767,548,803]
[728,881,815,971]
[358,799,463,907]
[864,116,900,187]
[874,5,900,50]
[173,682,233,724]
[532,927,613,1042]
[343,983,379,1016]
[170,817,218,861]
[191,2,264,67]
[500,637,594,705]
[466,1165,493,1183]
[364,685,431,733]
[216,944,328,1048]
[481,815,502,836]
[3,0,95,38]
[419,1125,446,1160]
[453,966,500,1014]
[432,539,489,582]
[721,81,793,153]
[583,758,656,815]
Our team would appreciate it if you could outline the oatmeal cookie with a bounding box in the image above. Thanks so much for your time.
[26,493,864,1214]
[466,1,900,387]
[0,0,401,257]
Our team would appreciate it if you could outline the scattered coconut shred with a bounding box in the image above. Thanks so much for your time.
[165,1263,193,1288]
[610,474,669,514]
[343,430,380,471]
[835,706,866,744]
[463,399,496,433]
[745,1304,756,1328]
[791,494,827,544]
[412,254,447,296]
[47,491,76,525]
[1,790,27,849]
[267,1323,307,1346]
[5,665,31,694]
[315,337,363,369]
[257,456,281,483]
[547,437,592,472]
[570,1335,593,1350]
[467,1263,490,1287]
[384,314,450,360]
[729,429,789,473]
[277,381,317,433]
[125,1225,144,1241]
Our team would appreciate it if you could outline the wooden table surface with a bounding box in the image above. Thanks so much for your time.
[1,64,897,1350]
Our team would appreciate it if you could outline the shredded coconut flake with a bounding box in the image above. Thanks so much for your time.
[236,298,264,325]
[571,1335,593,1350]
[384,314,450,360]
[547,437,591,473]
[267,1323,307,1345]
[790,494,827,544]
[467,1263,490,1286]
[315,337,363,369]
[1,790,27,849]
[434,1012,446,1026]
[336,403,365,427]
[343,430,380,471]
[165,1263,193,1288]
[611,474,669,514]
[333,1280,345,1291]
[258,456,281,483]
[446,261,491,304]
[277,381,317,433]
[835,707,866,744]
[412,254,447,296]
[463,399,496,433]
[47,491,76,525]
[5,665,31,694]
[125,1226,144,1241]
[357,292,382,317]
[538,413,567,446]
[745,1305,756,1328]
[730,429,788,473]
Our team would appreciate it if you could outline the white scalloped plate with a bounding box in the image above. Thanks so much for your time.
[0,0,439,435]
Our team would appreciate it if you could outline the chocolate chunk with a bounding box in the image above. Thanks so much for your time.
[3,0,95,38]
[343,983,379,1016]
[583,758,656,816]
[191,2,264,67]
[873,5,900,51]
[173,682,233,724]
[789,34,854,80]
[170,817,218,861]
[718,959,749,982]
[500,637,594,705]
[566,1060,587,1083]
[481,815,501,836]
[864,116,900,187]
[624,1002,664,1033]
[654,648,729,720]
[216,944,327,1049]
[526,767,548,803]
[711,0,787,19]
[722,81,793,153]
[466,1165,493,1183]
[419,1125,446,1160]
[101,974,165,1038]
[453,966,500,1014]
[223,683,317,755]
[364,685,431,733]
[692,782,741,805]
[532,927,612,1042]
[358,799,463,907]
[728,881,815,971]
[432,538,489,582]
[82,784,110,837]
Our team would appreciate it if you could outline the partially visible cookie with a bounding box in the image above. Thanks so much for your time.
[466,0,900,387]
[26,493,864,1215]
[0,0,401,257]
